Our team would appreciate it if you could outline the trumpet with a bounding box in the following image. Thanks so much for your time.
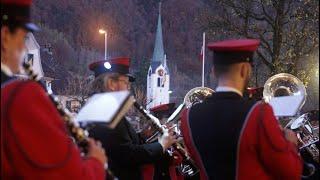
[133,102,199,177]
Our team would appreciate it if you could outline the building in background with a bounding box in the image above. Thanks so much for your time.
[17,33,54,93]
[20,33,83,113]
[146,3,170,110]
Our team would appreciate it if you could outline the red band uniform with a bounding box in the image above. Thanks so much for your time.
[1,0,105,179]
[180,39,303,180]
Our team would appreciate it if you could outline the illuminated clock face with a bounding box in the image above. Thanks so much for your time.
[157,69,164,76]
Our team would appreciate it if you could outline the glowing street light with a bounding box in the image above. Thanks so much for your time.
[99,28,107,60]
[99,29,106,34]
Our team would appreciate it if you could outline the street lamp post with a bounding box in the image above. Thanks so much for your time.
[99,29,107,60]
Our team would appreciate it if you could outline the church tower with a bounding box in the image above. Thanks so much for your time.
[146,2,170,110]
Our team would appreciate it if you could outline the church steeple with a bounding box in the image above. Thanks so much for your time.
[147,1,170,110]
[151,2,164,63]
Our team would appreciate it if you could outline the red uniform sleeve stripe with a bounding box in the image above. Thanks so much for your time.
[181,109,209,180]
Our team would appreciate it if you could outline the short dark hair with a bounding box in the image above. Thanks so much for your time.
[213,64,232,78]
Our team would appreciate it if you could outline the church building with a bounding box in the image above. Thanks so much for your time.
[146,3,170,110]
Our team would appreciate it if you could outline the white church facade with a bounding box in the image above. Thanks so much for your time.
[146,3,170,110]
[21,33,82,113]
[20,33,54,93]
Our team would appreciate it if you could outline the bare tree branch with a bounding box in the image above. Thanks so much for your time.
[256,50,273,70]
[260,0,275,28]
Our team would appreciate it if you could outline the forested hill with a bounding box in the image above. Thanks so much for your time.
[31,0,207,97]
[30,0,319,110]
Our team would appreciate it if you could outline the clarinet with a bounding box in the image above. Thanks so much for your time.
[133,102,199,177]
[22,62,117,179]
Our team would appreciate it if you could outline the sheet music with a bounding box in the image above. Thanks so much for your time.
[269,95,304,117]
[76,91,131,124]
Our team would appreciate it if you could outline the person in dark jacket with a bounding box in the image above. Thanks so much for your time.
[180,39,302,180]
[87,57,177,180]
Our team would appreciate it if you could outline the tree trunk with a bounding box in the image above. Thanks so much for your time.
[272,0,285,74]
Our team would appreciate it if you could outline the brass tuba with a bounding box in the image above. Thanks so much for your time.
[263,73,319,177]
[263,73,307,107]
[163,86,214,176]
[166,86,214,128]
[184,86,214,108]
[263,73,307,125]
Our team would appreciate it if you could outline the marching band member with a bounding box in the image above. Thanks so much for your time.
[87,57,178,180]
[1,0,107,179]
[180,39,303,180]
[149,103,184,180]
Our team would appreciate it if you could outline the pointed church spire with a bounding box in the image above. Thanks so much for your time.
[151,2,165,63]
